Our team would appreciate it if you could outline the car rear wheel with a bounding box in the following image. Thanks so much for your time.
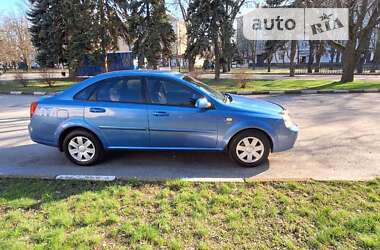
[229,130,270,168]
[63,129,104,166]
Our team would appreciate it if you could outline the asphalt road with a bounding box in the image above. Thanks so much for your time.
[0,93,379,181]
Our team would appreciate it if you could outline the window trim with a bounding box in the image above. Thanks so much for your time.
[74,76,147,105]
[144,77,207,109]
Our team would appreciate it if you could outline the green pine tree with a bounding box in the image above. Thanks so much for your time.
[29,0,128,74]
[28,0,67,67]
[185,0,244,79]
[129,0,175,69]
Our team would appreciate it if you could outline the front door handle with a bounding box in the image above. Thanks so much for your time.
[153,111,169,117]
[89,107,106,113]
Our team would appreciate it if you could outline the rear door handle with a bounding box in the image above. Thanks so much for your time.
[153,111,169,117]
[89,107,106,113]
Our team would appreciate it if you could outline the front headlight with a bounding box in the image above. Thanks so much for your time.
[282,110,295,128]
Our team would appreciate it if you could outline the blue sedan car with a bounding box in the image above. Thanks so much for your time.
[29,71,298,167]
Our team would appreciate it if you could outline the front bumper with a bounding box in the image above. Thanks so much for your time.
[272,124,299,152]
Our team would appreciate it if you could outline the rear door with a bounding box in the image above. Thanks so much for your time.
[81,77,149,148]
[145,77,218,149]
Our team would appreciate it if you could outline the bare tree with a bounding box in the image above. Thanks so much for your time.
[248,40,257,68]
[0,20,19,68]
[371,26,380,70]
[307,41,315,73]
[331,0,380,82]
[289,40,297,76]
[0,15,35,70]
[171,0,197,71]
[314,41,326,73]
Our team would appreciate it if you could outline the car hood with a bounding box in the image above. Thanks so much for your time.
[227,94,284,115]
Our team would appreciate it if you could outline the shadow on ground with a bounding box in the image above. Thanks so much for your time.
[0,144,269,180]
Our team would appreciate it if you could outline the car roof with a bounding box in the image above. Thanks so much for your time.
[56,70,187,100]
[94,70,184,79]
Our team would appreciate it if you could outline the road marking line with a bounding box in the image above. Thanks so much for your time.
[33,91,47,95]
[269,91,285,94]
[56,175,116,181]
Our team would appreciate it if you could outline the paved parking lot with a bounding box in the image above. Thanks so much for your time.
[0,93,379,181]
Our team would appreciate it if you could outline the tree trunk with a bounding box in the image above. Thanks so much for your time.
[357,54,366,74]
[357,33,372,74]
[315,43,324,73]
[289,40,297,77]
[69,68,76,79]
[330,48,336,63]
[188,56,195,72]
[341,41,358,82]
[329,48,336,70]
[315,54,321,73]
[138,54,145,68]
[341,59,357,82]
[104,53,109,72]
[214,39,221,80]
[267,53,272,72]
[250,41,256,69]
[336,51,341,63]
[373,35,380,64]
[307,41,314,73]
[297,42,300,64]
[371,29,380,72]
[222,57,228,73]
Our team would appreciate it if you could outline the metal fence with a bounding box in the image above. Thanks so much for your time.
[295,64,380,75]
[250,63,380,75]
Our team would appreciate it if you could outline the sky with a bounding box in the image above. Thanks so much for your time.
[0,0,27,16]
[0,0,259,19]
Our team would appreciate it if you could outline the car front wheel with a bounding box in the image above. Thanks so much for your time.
[229,130,270,168]
[63,129,104,166]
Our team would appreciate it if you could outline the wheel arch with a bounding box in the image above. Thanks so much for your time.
[58,126,104,152]
[227,128,274,152]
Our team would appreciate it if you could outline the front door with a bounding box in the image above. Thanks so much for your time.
[83,77,149,148]
[146,78,218,149]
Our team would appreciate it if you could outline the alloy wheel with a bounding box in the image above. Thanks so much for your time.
[68,136,96,162]
[235,137,265,163]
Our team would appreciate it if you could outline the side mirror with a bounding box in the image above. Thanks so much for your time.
[195,97,212,109]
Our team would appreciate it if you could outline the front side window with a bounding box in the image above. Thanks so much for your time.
[183,76,225,102]
[88,77,144,103]
[146,78,202,107]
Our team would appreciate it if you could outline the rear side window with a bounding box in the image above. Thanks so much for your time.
[74,83,98,101]
[146,78,201,107]
[75,77,144,103]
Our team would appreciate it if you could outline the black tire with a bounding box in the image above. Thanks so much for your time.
[62,129,104,166]
[229,130,271,168]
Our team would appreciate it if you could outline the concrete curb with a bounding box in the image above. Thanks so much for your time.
[1,89,380,97]
[1,174,376,182]
[0,174,315,183]
[220,89,380,96]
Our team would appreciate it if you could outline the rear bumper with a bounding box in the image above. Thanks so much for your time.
[272,125,299,152]
[28,124,58,147]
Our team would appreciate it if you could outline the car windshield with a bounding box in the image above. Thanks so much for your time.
[183,76,229,103]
